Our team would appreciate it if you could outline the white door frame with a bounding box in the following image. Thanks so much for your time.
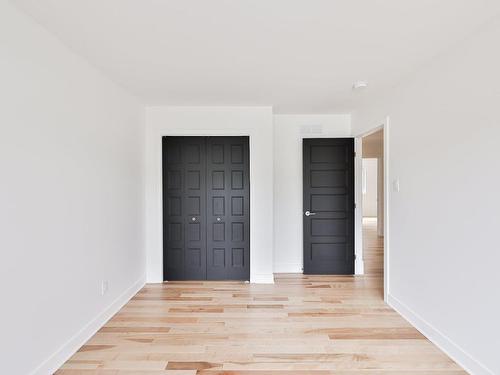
[301,136,362,275]
[355,117,390,302]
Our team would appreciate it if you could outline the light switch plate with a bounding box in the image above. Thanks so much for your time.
[393,179,400,192]
[101,280,108,296]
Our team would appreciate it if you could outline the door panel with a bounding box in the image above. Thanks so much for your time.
[207,137,250,280]
[163,139,185,280]
[163,137,207,281]
[163,136,249,281]
[183,138,207,280]
[303,138,354,275]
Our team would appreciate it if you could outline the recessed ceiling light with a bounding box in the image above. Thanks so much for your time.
[352,81,368,90]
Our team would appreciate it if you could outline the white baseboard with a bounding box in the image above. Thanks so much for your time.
[146,277,163,283]
[355,258,364,275]
[250,273,275,284]
[387,294,494,375]
[273,262,303,273]
[31,275,146,375]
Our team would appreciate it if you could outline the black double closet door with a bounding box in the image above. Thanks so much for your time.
[162,136,250,281]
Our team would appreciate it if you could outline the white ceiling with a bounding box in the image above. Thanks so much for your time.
[12,0,500,113]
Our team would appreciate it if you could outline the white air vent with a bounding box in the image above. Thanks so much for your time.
[300,124,323,135]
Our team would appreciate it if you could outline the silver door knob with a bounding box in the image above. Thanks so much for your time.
[216,217,221,222]
[191,217,196,221]
[305,210,316,217]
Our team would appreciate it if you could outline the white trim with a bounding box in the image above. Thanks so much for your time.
[31,276,146,375]
[383,118,390,302]
[156,131,255,283]
[354,256,364,275]
[301,136,361,274]
[250,273,275,284]
[354,137,364,274]
[274,262,303,273]
[388,293,494,375]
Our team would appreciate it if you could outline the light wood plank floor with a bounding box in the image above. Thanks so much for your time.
[363,217,384,294]
[57,220,465,374]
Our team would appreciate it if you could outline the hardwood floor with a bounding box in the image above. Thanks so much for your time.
[363,217,384,293]
[56,221,465,374]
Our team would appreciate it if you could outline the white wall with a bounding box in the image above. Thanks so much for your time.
[351,17,500,375]
[145,106,274,283]
[0,3,145,374]
[273,115,351,273]
[362,159,378,217]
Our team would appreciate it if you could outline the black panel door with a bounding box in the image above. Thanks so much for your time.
[163,137,207,280]
[206,137,250,280]
[303,138,355,275]
[163,136,249,281]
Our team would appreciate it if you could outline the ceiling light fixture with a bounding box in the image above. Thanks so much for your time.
[352,81,368,91]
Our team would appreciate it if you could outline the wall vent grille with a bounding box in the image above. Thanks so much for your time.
[300,124,323,135]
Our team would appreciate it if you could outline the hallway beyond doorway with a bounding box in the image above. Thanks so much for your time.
[363,217,384,293]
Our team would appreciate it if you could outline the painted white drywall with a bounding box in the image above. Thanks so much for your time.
[272,115,351,273]
[351,17,500,375]
[0,3,145,374]
[362,159,378,217]
[145,106,274,283]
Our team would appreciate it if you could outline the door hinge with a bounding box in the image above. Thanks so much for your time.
[354,151,356,157]
[354,254,357,260]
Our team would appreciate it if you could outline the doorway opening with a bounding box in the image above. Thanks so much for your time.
[162,136,250,281]
[360,129,385,296]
